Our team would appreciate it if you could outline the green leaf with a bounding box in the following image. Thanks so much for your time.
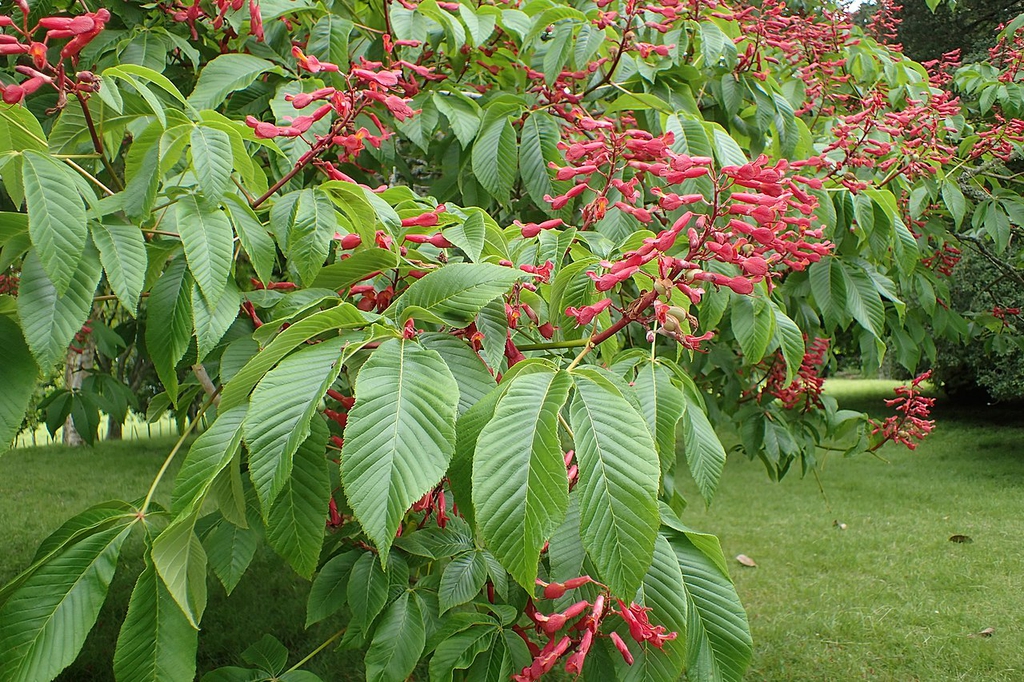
[244,339,344,514]
[341,338,459,565]
[681,395,727,507]
[0,316,37,454]
[443,212,485,263]
[770,304,805,385]
[420,332,495,416]
[432,91,481,148]
[113,557,198,682]
[347,552,389,630]
[306,551,360,626]
[365,592,427,682]
[841,262,885,338]
[91,222,147,315]
[218,304,368,410]
[144,258,193,404]
[730,294,774,363]
[243,634,288,675]
[395,522,475,560]
[203,517,259,596]
[17,245,102,370]
[308,14,352,71]
[634,362,684,477]
[188,54,277,111]
[439,551,489,613]
[190,125,233,201]
[286,189,337,287]
[808,258,847,331]
[21,150,88,295]
[193,278,240,361]
[617,534,688,682]
[152,513,207,629]
[518,111,562,211]
[266,419,331,578]
[941,179,966,228]
[668,531,752,682]
[171,405,248,517]
[312,248,400,290]
[177,195,233,307]
[473,369,572,589]
[428,623,497,682]
[472,110,518,202]
[224,195,276,286]
[388,262,521,327]
[0,523,131,682]
[569,373,660,598]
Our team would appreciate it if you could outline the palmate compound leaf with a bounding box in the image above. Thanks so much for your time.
[569,372,661,598]
[113,555,198,682]
[243,338,345,515]
[341,338,459,566]
[472,369,572,590]
[0,522,133,682]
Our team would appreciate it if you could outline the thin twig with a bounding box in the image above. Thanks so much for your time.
[75,92,124,191]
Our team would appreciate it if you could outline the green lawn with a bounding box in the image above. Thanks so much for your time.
[1,382,1022,681]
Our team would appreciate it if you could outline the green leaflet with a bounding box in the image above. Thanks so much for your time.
[265,418,331,578]
[438,550,489,613]
[170,405,248,518]
[144,257,193,404]
[386,262,521,327]
[0,523,133,682]
[176,194,233,307]
[21,150,88,295]
[364,592,427,682]
[471,108,518,202]
[152,512,207,629]
[473,369,572,590]
[190,125,233,201]
[188,54,277,111]
[17,244,102,370]
[306,551,360,627]
[243,339,345,514]
[0,315,37,454]
[91,222,147,315]
[569,372,661,598]
[113,556,198,682]
[681,395,727,507]
[341,338,459,566]
[634,361,685,478]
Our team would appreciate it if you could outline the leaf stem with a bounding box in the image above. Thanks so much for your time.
[285,628,347,674]
[75,92,124,191]
[139,396,215,516]
[517,339,590,351]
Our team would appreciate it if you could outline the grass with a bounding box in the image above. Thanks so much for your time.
[1,381,1022,680]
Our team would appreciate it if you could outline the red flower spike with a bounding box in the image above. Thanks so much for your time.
[609,632,635,665]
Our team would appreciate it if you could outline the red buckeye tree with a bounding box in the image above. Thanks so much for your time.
[0,0,1015,679]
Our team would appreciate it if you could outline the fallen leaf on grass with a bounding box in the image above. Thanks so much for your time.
[735,554,757,567]
[968,627,995,638]
[949,534,973,543]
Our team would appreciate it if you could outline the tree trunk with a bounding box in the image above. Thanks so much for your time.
[106,415,123,441]
[62,343,94,447]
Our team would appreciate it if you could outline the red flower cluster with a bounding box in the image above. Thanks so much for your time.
[410,483,450,529]
[0,272,17,296]
[514,583,679,680]
[0,5,109,105]
[763,336,830,410]
[870,371,936,450]
[159,0,264,42]
[921,242,961,277]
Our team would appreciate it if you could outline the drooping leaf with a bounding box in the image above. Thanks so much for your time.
[387,263,521,327]
[681,395,727,507]
[438,551,488,613]
[0,523,132,682]
[365,592,426,682]
[569,373,660,598]
[21,150,87,295]
[471,110,518,202]
[176,194,233,307]
[341,338,459,565]
[192,278,240,361]
[634,362,684,477]
[188,54,277,111]
[244,339,344,514]
[203,517,259,596]
[347,552,389,630]
[266,419,331,578]
[190,125,233,201]
[285,188,337,288]
[17,245,102,370]
[144,257,193,404]
[668,531,752,682]
[428,622,497,682]
[91,222,147,315]
[473,369,572,589]
[113,557,198,682]
[152,512,208,629]
[171,405,248,517]
[306,551,360,627]
[0,316,37,454]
